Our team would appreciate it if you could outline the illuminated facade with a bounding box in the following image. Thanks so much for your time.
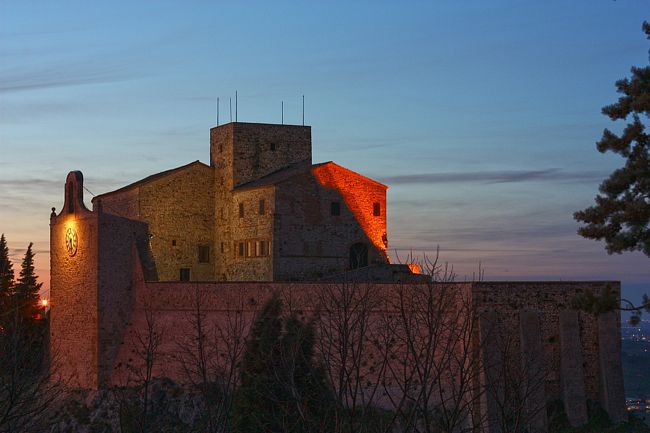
[48,124,627,430]
[78,122,416,282]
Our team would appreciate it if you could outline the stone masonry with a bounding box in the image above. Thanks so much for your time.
[49,123,627,432]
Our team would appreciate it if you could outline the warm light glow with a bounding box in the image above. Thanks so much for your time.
[41,299,48,307]
[408,263,422,274]
[312,162,388,257]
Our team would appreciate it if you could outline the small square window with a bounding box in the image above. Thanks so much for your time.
[180,268,190,281]
[259,199,265,215]
[239,203,244,218]
[198,245,210,263]
[331,201,341,216]
[373,202,381,216]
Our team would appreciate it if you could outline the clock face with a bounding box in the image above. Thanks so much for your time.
[65,228,78,257]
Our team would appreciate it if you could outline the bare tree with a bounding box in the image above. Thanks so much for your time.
[315,281,394,432]
[174,286,249,433]
[113,303,164,433]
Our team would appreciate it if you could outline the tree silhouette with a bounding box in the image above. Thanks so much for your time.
[232,295,334,433]
[574,21,650,256]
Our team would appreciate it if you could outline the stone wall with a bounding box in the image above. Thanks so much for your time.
[139,163,215,281]
[273,163,388,280]
[92,162,215,282]
[210,122,312,187]
[50,172,101,389]
[229,187,275,280]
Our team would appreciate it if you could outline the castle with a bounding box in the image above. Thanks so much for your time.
[49,122,626,431]
[89,122,417,283]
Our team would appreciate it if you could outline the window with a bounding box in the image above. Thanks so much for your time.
[67,182,74,213]
[239,203,244,218]
[349,243,369,269]
[270,143,276,151]
[373,202,381,216]
[259,199,265,215]
[238,242,245,257]
[180,268,190,281]
[220,242,225,253]
[198,245,210,263]
[172,239,177,246]
[219,143,223,153]
[247,240,255,257]
[260,240,268,256]
[331,201,341,216]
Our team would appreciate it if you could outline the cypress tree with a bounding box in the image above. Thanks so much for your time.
[232,295,334,433]
[0,233,14,300]
[14,242,43,321]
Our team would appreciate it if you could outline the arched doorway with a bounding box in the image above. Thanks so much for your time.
[349,242,368,269]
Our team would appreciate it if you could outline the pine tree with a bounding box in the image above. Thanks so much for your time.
[232,295,334,433]
[14,242,43,321]
[574,21,650,256]
[574,21,650,323]
[0,233,14,300]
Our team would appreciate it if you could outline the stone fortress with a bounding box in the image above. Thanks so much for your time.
[50,122,626,432]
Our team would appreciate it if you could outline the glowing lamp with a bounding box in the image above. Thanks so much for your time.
[41,299,49,307]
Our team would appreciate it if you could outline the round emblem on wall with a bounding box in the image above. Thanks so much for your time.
[65,228,78,257]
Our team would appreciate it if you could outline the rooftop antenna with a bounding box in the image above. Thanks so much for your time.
[281,100,284,125]
[229,97,232,123]
[216,97,220,126]
[235,90,238,122]
[302,94,305,126]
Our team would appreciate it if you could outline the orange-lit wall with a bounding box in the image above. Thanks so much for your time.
[311,162,387,257]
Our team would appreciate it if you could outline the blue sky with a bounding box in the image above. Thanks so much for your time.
[1,0,648,303]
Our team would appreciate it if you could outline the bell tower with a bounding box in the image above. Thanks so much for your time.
[50,171,101,389]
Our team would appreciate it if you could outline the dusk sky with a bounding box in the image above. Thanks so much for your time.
[1,1,649,303]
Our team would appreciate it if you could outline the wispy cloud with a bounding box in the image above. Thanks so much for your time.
[0,61,136,94]
[379,169,604,185]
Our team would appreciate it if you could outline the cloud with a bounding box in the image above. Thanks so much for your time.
[378,169,605,185]
[0,61,135,94]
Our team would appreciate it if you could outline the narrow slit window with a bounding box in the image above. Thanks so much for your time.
[259,199,265,215]
[331,201,341,216]
[238,242,245,257]
[67,182,74,213]
[373,202,381,216]
[239,203,244,218]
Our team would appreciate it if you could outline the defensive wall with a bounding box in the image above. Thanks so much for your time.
[50,172,626,432]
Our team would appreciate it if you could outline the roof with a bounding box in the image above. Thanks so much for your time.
[311,161,388,189]
[92,160,211,202]
[233,159,312,191]
[234,160,387,192]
